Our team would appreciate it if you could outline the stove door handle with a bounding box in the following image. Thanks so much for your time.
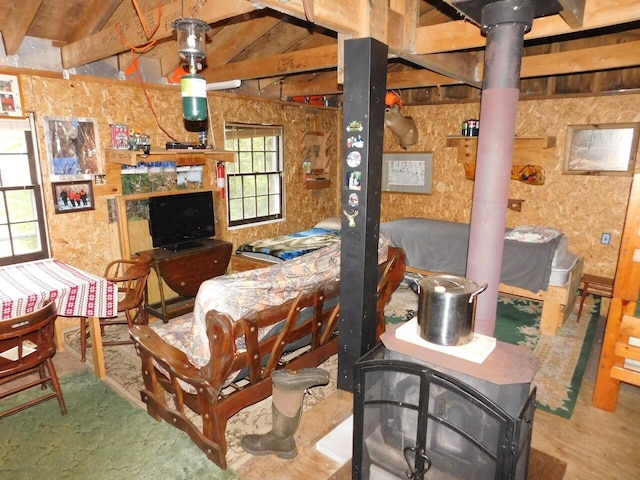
[403,446,432,479]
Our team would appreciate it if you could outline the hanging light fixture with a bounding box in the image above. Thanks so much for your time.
[173,18,210,122]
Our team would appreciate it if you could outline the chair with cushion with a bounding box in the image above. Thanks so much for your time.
[80,253,152,361]
[0,301,67,418]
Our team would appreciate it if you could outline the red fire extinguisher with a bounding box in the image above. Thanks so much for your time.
[216,161,226,199]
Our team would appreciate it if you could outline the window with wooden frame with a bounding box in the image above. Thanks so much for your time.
[0,114,49,265]
[224,123,284,227]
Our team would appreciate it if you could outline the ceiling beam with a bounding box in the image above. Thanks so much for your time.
[60,0,255,69]
[201,44,338,83]
[2,0,43,55]
[248,0,363,36]
[281,36,640,97]
[519,39,640,78]
[281,66,462,97]
[396,50,482,87]
[66,0,124,44]
[414,0,640,54]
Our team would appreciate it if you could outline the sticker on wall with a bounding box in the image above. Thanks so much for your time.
[346,120,363,132]
[346,134,364,149]
[348,193,359,207]
[343,208,359,227]
[346,151,361,168]
[347,171,362,190]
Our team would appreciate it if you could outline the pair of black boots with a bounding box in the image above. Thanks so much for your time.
[241,368,330,459]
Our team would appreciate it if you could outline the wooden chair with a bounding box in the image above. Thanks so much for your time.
[80,253,152,361]
[0,301,67,419]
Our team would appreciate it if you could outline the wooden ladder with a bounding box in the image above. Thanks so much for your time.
[593,173,640,410]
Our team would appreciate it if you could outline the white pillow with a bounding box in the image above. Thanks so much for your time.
[314,217,341,231]
[504,225,562,243]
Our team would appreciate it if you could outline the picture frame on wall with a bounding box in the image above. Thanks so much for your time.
[382,152,433,194]
[43,116,102,178]
[52,180,95,214]
[0,73,25,118]
[563,123,640,176]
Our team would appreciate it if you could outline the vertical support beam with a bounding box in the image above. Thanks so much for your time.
[467,0,534,335]
[338,37,388,392]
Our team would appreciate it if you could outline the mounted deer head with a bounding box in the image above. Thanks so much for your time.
[384,104,418,149]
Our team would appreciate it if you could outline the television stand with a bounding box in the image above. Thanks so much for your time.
[139,238,233,322]
[164,240,204,252]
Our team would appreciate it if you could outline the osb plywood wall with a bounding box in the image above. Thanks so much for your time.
[19,74,339,276]
[17,71,640,279]
[381,94,640,277]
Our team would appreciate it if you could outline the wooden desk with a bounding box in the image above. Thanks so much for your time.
[577,274,614,321]
[140,239,232,321]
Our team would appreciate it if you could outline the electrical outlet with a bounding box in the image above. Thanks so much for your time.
[601,233,611,245]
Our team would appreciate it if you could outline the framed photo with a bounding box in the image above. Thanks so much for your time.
[52,180,94,214]
[382,152,433,194]
[44,116,101,178]
[563,123,640,176]
[0,73,25,118]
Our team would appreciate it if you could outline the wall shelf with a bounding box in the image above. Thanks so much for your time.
[106,148,236,166]
[446,135,556,165]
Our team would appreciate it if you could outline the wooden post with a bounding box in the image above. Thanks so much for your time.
[337,37,388,392]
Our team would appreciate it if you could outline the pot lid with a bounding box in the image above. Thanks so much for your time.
[419,274,485,295]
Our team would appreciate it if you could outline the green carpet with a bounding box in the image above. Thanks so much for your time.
[385,286,601,419]
[0,370,241,480]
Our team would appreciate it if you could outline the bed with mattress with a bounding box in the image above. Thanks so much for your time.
[380,217,583,335]
[231,218,342,270]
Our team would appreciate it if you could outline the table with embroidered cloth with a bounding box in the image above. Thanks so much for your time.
[0,258,117,378]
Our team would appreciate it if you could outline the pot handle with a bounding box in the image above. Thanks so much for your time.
[468,283,488,303]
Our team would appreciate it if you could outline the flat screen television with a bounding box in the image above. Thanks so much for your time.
[148,191,215,250]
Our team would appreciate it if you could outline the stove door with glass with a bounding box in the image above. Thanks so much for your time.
[353,344,536,480]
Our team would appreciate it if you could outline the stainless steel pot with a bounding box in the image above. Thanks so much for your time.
[416,274,487,346]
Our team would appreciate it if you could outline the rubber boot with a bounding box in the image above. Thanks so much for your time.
[241,367,330,458]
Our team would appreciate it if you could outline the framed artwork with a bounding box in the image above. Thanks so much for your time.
[563,123,640,176]
[0,73,25,118]
[382,152,433,194]
[44,116,101,178]
[52,180,94,214]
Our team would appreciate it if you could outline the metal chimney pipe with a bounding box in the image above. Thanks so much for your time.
[467,0,535,335]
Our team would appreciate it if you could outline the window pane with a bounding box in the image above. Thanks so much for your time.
[0,194,6,224]
[256,174,268,194]
[269,195,281,215]
[252,137,265,150]
[243,197,256,217]
[0,154,31,186]
[0,130,27,152]
[229,198,243,221]
[254,152,265,172]
[269,174,281,193]
[242,176,256,196]
[6,190,37,222]
[228,176,242,198]
[12,221,41,255]
[265,151,278,170]
[238,152,253,173]
[256,195,269,217]
[0,224,10,257]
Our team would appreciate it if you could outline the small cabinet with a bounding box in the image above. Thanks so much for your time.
[139,239,233,321]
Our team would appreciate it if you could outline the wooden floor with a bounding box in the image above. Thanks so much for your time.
[36,309,640,480]
[234,311,640,480]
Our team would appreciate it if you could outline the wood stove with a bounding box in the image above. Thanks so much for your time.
[352,330,538,480]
